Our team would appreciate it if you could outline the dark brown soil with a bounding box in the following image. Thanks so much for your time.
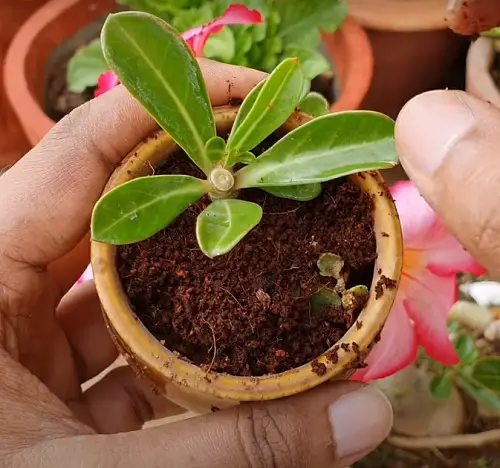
[492,44,500,91]
[117,145,376,377]
[375,275,398,300]
[311,72,336,104]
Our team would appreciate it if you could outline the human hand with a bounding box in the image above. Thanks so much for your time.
[0,59,392,467]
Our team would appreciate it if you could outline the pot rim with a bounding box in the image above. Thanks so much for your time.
[466,37,500,107]
[346,0,450,32]
[91,107,402,402]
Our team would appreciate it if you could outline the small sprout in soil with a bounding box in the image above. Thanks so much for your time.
[90,12,398,258]
[342,285,369,310]
[317,252,344,278]
[310,288,341,313]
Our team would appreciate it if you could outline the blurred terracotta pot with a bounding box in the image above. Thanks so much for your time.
[0,0,50,165]
[322,16,374,112]
[346,0,469,119]
[91,106,403,413]
[4,0,116,147]
[466,37,500,107]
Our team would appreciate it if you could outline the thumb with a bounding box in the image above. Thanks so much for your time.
[396,90,500,274]
[37,382,392,468]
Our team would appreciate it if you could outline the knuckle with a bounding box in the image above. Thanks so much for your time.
[235,404,301,468]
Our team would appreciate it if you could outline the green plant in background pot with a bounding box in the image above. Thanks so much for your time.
[67,0,347,100]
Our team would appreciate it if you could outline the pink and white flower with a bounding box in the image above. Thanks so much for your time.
[353,181,485,382]
[94,4,264,97]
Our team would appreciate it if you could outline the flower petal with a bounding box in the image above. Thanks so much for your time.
[403,269,459,365]
[182,4,264,56]
[352,299,418,382]
[392,182,485,276]
[95,71,120,97]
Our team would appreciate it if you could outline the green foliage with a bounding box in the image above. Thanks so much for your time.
[196,199,263,257]
[298,92,329,118]
[102,12,216,174]
[429,372,453,399]
[66,39,107,93]
[471,357,500,392]
[91,12,399,259]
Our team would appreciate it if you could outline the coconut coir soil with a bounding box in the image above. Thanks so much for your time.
[117,152,377,377]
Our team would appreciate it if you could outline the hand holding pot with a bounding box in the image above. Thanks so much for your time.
[0,59,392,468]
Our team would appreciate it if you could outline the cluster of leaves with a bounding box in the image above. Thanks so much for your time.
[67,0,347,93]
[426,322,500,411]
[91,12,397,258]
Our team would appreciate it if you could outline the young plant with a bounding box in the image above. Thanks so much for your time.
[426,322,500,411]
[91,11,397,258]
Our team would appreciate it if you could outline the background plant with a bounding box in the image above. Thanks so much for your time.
[425,322,500,411]
[67,0,347,95]
[91,11,397,258]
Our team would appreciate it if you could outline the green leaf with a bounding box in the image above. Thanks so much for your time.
[91,175,208,244]
[196,199,262,257]
[454,334,480,366]
[204,27,236,63]
[457,374,500,411]
[298,92,329,118]
[67,39,108,93]
[101,12,216,174]
[471,357,500,392]
[317,252,344,277]
[481,27,500,38]
[206,137,227,164]
[235,111,397,188]
[263,183,322,201]
[285,45,330,81]
[226,58,305,157]
[310,288,341,313]
[229,151,257,166]
[429,373,453,399]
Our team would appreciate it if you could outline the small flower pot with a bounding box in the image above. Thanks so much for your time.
[345,0,469,119]
[91,106,403,413]
[4,0,373,148]
[466,37,500,107]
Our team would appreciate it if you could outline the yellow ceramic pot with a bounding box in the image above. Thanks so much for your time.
[91,106,403,413]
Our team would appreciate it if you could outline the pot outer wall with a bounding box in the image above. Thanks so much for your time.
[466,37,500,107]
[0,0,50,166]
[4,0,117,151]
[345,0,470,186]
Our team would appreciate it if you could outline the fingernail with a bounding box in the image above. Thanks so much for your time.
[447,0,462,13]
[396,91,475,182]
[328,386,393,460]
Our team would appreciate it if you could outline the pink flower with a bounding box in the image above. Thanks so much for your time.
[94,4,264,97]
[94,71,120,97]
[182,4,264,56]
[353,181,485,382]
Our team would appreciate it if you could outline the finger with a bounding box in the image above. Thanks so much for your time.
[395,90,500,274]
[56,281,118,383]
[0,61,266,279]
[447,0,500,35]
[69,366,185,434]
[44,383,393,468]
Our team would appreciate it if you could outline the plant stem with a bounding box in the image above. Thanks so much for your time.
[387,429,500,449]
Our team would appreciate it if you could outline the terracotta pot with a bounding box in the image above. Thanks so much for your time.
[0,0,50,165]
[4,0,116,147]
[466,37,500,107]
[91,106,403,413]
[5,2,372,148]
[322,16,374,112]
[345,0,469,119]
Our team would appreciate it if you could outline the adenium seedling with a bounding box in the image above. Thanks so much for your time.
[91,12,398,258]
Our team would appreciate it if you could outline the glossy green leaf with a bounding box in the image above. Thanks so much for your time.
[263,183,322,201]
[454,334,479,366]
[429,373,453,399]
[67,39,107,93]
[310,288,341,313]
[226,58,305,157]
[471,357,500,392]
[101,12,216,173]
[285,45,330,81]
[235,111,397,188]
[92,175,208,244]
[206,137,227,164]
[229,151,257,166]
[457,374,500,411]
[196,199,262,257]
[299,92,329,118]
